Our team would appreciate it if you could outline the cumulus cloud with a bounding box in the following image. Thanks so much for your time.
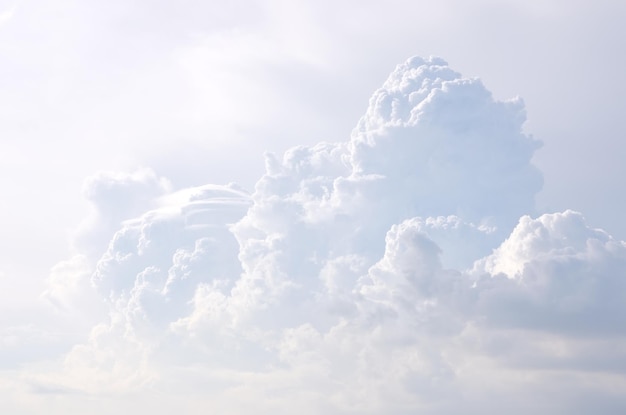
[24,57,626,414]
[472,210,626,336]
[74,168,173,259]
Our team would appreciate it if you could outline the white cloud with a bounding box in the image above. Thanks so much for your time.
[82,169,171,218]
[0,0,625,413]
[471,210,626,335]
[9,56,625,414]
[2,1,625,323]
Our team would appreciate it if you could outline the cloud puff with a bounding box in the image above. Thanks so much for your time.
[91,183,249,299]
[74,168,173,259]
[472,210,626,336]
[349,56,542,230]
[28,57,626,414]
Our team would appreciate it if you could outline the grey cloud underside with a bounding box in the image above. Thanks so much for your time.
[40,57,626,413]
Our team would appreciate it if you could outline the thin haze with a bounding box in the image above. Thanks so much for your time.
[1,1,625,414]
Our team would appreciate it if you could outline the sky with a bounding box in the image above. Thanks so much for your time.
[1,0,626,413]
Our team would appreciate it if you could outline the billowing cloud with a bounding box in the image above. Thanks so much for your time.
[19,57,626,414]
[472,210,626,336]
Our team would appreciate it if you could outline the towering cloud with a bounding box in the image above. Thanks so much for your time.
[29,57,626,414]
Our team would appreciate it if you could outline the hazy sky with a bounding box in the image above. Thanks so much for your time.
[1,1,625,413]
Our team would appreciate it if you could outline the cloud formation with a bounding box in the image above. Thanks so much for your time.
[21,57,626,414]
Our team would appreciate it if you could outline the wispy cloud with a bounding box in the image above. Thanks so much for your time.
[0,2,17,26]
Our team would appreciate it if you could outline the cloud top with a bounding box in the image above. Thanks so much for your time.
[350,56,542,230]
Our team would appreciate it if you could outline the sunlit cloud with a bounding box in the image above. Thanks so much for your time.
[14,56,625,414]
